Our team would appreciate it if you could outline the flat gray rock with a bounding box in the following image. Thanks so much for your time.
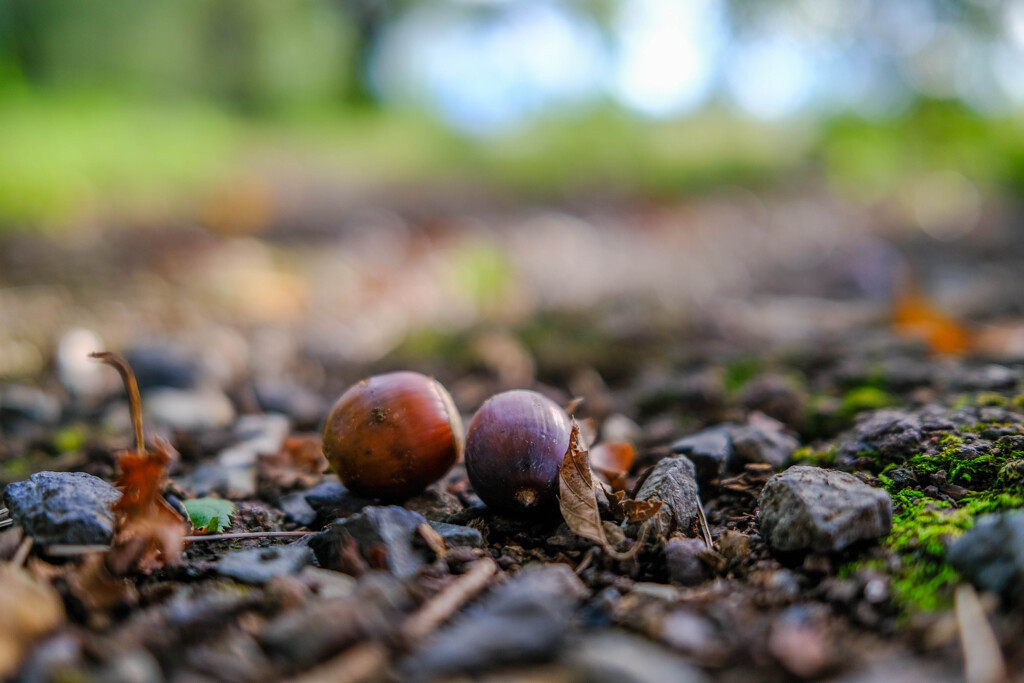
[563,632,710,683]
[948,511,1024,605]
[218,544,313,585]
[310,505,427,578]
[427,521,483,547]
[4,471,121,546]
[758,466,892,553]
[403,564,587,678]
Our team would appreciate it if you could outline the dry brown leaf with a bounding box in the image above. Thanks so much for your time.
[260,435,328,489]
[107,438,189,575]
[590,441,636,492]
[91,352,189,576]
[558,422,648,560]
[64,552,138,615]
[0,547,65,678]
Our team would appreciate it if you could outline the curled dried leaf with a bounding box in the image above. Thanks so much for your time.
[92,352,187,576]
[558,422,646,561]
[607,488,663,525]
[107,439,188,575]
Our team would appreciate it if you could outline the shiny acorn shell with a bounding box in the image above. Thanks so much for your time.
[464,389,572,515]
[322,371,464,501]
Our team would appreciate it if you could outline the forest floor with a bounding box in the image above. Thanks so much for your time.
[1,185,1024,682]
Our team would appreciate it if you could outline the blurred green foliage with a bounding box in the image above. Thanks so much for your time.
[3,0,1024,230]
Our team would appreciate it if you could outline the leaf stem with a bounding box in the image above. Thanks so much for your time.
[91,352,145,453]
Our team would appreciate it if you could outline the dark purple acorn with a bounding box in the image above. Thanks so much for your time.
[464,389,572,515]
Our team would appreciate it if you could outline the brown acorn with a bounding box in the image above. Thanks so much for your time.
[322,371,463,500]
[464,389,572,515]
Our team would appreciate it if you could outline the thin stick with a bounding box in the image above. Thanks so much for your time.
[91,352,144,453]
[604,519,650,562]
[45,544,111,556]
[0,520,13,529]
[12,537,33,566]
[696,497,713,549]
[955,584,1008,683]
[402,557,498,642]
[0,506,8,517]
[184,531,312,542]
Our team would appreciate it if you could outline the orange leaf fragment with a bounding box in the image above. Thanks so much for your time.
[589,441,636,492]
[892,291,972,356]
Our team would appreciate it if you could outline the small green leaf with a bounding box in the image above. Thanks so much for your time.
[183,498,236,534]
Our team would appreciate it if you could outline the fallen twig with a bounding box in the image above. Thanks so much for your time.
[12,537,32,566]
[696,497,713,549]
[285,642,389,683]
[955,583,1008,683]
[184,531,312,542]
[402,557,498,642]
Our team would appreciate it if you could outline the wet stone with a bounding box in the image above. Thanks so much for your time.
[403,564,588,678]
[310,505,427,578]
[629,456,701,538]
[427,521,483,548]
[4,471,120,546]
[670,424,733,486]
[217,543,313,585]
[948,511,1024,605]
[758,466,892,554]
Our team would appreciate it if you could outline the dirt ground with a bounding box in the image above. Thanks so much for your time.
[2,186,1023,682]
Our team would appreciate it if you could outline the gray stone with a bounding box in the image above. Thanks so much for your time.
[278,490,317,526]
[629,456,701,538]
[310,505,427,578]
[729,413,799,470]
[564,632,710,683]
[0,384,61,425]
[844,410,923,461]
[427,521,483,548]
[124,344,203,391]
[403,564,587,677]
[4,471,120,546]
[664,537,708,586]
[669,425,733,485]
[758,466,892,553]
[218,543,313,585]
[254,379,327,430]
[145,387,235,432]
[948,511,1024,605]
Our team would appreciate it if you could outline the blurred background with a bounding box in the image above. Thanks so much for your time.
[3,0,1024,397]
